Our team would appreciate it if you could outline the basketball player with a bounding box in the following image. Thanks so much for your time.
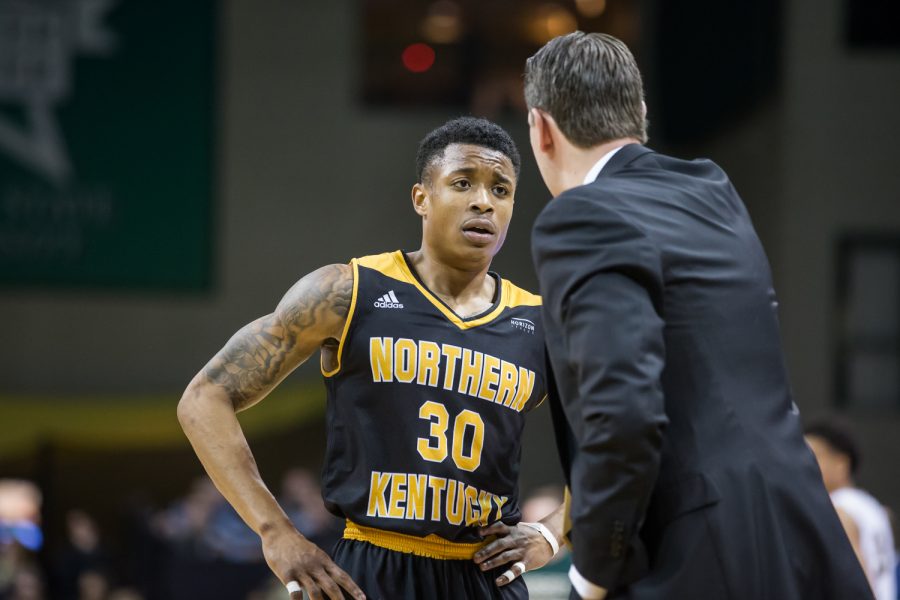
[806,420,897,600]
[178,117,563,600]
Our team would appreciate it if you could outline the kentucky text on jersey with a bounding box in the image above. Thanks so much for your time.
[366,471,508,527]
[369,337,536,412]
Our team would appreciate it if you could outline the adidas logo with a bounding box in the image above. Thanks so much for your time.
[374,290,404,309]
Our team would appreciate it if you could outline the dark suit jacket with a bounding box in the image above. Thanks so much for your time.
[532,144,873,599]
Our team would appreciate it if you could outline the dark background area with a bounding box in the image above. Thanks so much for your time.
[1,0,899,598]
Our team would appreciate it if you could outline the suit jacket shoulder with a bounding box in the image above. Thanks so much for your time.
[532,187,664,318]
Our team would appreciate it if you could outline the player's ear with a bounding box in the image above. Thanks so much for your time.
[412,182,428,217]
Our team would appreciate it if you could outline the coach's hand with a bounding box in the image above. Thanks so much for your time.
[261,525,365,600]
[474,521,555,587]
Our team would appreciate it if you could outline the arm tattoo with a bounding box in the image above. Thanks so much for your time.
[203,265,352,410]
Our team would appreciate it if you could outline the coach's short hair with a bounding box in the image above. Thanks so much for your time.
[416,117,521,184]
[524,32,648,148]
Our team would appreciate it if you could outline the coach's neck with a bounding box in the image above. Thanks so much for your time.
[529,108,640,197]
[566,138,640,191]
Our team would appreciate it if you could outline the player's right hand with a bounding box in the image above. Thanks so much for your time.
[261,525,366,600]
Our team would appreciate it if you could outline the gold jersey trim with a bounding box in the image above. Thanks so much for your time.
[321,260,360,378]
[353,250,541,329]
[505,282,542,308]
[343,519,488,560]
[356,252,408,283]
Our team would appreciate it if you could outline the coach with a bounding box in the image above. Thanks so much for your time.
[526,32,873,600]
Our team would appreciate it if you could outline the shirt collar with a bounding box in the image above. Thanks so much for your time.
[582,145,625,185]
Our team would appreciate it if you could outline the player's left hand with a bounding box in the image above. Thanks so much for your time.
[473,521,555,587]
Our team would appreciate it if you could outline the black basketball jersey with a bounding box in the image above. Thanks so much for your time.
[320,251,547,544]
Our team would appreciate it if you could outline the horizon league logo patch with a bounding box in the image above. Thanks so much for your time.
[374,290,404,309]
[510,317,535,334]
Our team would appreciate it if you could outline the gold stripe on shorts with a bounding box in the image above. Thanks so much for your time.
[343,519,487,560]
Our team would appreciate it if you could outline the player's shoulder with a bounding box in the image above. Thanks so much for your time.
[286,262,353,292]
[351,250,414,283]
[354,250,398,271]
[501,278,541,308]
[833,487,888,519]
[302,263,354,291]
[274,262,354,329]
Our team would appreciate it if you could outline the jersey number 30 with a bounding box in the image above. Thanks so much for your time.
[417,401,484,472]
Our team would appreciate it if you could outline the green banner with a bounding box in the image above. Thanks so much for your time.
[0,0,216,289]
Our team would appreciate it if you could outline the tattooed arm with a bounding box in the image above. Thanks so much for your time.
[177,264,364,600]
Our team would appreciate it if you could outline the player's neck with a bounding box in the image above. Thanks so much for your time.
[835,479,854,492]
[406,249,495,313]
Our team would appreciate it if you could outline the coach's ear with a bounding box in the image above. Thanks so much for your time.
[412,182,429,217]
[530,108,553,152]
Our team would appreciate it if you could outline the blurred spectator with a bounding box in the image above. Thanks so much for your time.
[77,570,109,600]
[0,480,45,600]
[107,589,143,600]
[888,507,900,600]
[202,502,264,564]
[53,509,110,600]
[153,477,222,554]
[806,419,897,600]
[1,539,36,600]
[154,476,261,563]
[279,468,342,554]
[520,485,570,600]
[151,477,268,599]
[0,481,43,553]
[6,563,45,600]
[521,485,563,523]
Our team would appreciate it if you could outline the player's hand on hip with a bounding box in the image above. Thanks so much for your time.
[473,521,555,587]
[261,525,365,600]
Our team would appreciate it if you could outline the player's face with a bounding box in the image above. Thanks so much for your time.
[414,143,516,267]
[805,435,848,493]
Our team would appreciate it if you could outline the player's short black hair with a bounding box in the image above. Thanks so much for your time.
[415,117,521,184]
[805,419,861,475]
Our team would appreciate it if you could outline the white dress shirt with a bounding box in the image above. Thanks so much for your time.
[582,145,625,185]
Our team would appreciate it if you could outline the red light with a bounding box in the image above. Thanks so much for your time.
[402,43,435,73]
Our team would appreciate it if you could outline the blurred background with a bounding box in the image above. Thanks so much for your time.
[1,0,899,598]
